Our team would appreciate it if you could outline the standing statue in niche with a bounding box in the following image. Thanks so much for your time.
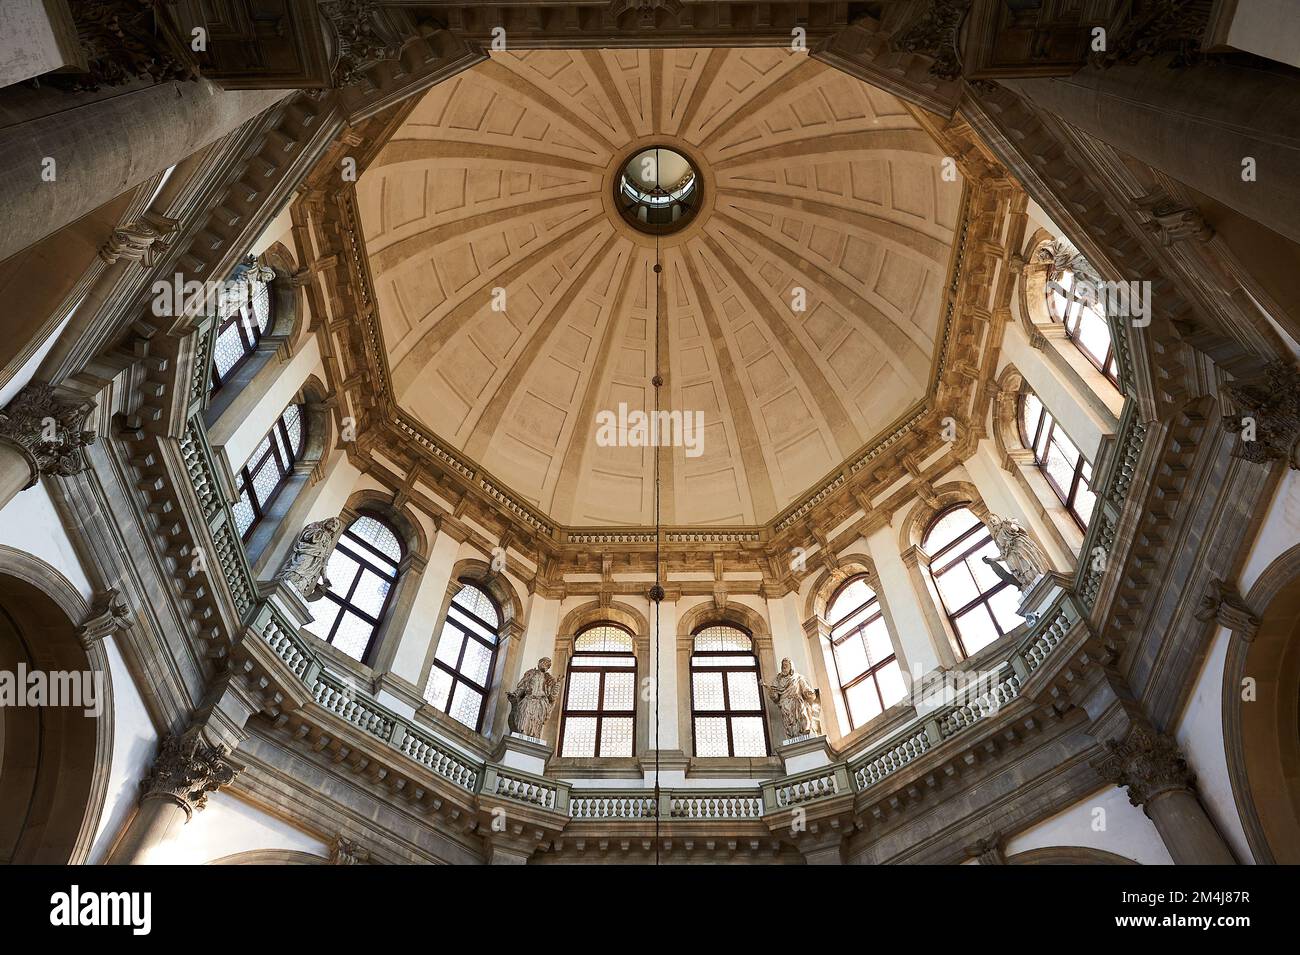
[985,513,1048,589]
[277,517,344,601]
[766,658,823,741]
[507,657,561,738]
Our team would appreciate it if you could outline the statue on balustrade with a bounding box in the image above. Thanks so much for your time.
[277,517,344,601]
[985,513,1049,589]
[507,657,561,738]
[766,658,823,741]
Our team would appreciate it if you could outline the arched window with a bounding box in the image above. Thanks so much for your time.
[231,403,304,540]
[1020,389,1097,528]
[558,624,636,757]
[826,576,906,729]
[210,257,275,394]
[422,582,500,732]
[304,514,402,663]
[923,506,1023,658]
[1045,266,1119,387]
[690,624,769,757]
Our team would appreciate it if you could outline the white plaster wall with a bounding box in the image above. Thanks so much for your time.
[1173,624,1254,863]
[0,482,93,597]
[1004,784,1173,864]
[147,790,328,865]
[88,634,158,863]
[1239,468,1300,592]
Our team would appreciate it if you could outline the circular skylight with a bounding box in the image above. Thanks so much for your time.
[613,146,702,234]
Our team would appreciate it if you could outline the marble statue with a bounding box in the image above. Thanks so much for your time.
[985,513,1048,589]
[277,517,344,601]
[767,658,823,740]
[507,657,561,738]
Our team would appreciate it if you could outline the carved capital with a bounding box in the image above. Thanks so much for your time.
[57,0,197,91]
[140,726,238,821]
[1091,0,1213,70]
[891,0,974,81]
[320,0,405,87]
[99,212,178,266]
[77,588,131,649]
[1222,362,1300,469]
[1194,578,1260,642]
[1135,191,1214,246]
[1094,724,1195,811]
[964,833,1006,864]
[0,384,97,487]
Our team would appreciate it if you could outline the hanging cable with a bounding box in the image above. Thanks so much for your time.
[650,147,665,866]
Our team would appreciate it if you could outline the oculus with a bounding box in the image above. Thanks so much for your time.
[613,146,701,234]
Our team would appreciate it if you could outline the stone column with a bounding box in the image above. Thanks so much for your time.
[1006,60,1300,245]
[0,383,95,511]
[0,79,285,262]
[1094,724,1236,865]
[107,725,239,865]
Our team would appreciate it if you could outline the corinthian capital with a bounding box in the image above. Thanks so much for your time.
[1094,724,1195,811]
[0,384,96,487]
[140,726,239,820]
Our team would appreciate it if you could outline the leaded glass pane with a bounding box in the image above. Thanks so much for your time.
[232,493,256,537]
[692,625,751,652]
[249,455,281,508]
[936,561,979,610]
[846,679,882,727]
[600,717,634,757]
[731,717,767,756]
[925,507,979,554]
[877,660,908,708]
[954,605,999,655]
[574,624,634,652]
[349,568,391,619]
[694,717,728,756]
[349,515,402,565]
[834,634,869,682]
[567,671,601,710]
[325,549,360,592]
[726,671,761,710]
[423,666,452,710]
[447,603,497,642]
[304,600,340,640]
[433,629,464,668]
[562,717,597,757]
[451,583,498,626]
[331,611,374,661]
[828,578,874,624]
[459,638,493,686]
[448,682,483,729]
[692,671,724,710]
[987,584,1025,633]
[603,671,634,710]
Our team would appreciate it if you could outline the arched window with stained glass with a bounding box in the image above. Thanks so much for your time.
[231,403,304,540]
[690,624,769,758]
[304,514,402,664]
[558,623,637,757]
[210,256,276,394]
[826,576,906,729]
[422,583,501,732]
[923,506,1024,658]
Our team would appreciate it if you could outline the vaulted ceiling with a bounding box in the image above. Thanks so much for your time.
[355,48,964,526]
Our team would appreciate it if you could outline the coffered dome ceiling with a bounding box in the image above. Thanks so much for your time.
[356,48,963,527]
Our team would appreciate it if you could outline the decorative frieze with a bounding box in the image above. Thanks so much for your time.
[0,384,96,487]
[140,726,238,820]
[59,0,196,91]
[891,0,974,81]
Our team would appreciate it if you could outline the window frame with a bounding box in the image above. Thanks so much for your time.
[423,581,501,734]
[688,623,771,758]
[825,575,903,730]
[232,404,303,541]
[310,513,403,665]
[1045,266,1120,388]
[923,505,1022,659]
[1019,390,1096,530]
[557,622,638,758]
[209,258,275,396]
